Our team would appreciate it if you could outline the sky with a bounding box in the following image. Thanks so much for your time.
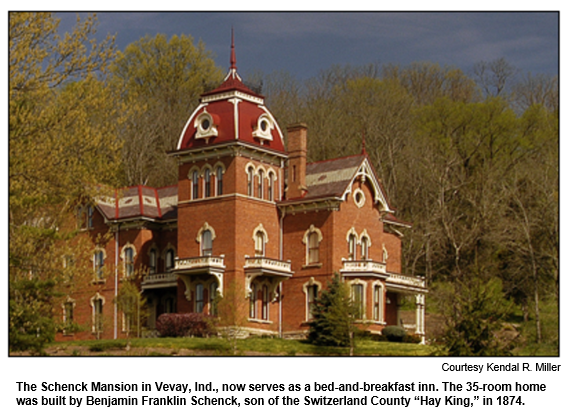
[55,11,559,82]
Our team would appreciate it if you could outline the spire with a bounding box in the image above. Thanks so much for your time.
[230,27,237,70]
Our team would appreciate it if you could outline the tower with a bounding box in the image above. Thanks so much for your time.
[170,34,293,333]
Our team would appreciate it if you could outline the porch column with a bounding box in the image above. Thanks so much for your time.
[416,293,426,343]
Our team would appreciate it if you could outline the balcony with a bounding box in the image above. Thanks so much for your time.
[174,255,225,276]
[244,256,293,278]
[340,259,388,278]
[141,272,178,290]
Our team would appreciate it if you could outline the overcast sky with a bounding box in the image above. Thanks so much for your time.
[57,11,558,81]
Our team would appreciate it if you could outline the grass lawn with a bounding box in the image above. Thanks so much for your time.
[18,336,436,356]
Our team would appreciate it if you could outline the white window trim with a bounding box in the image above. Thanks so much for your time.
[302,225,323,265]
[302,277,323,322]
[90,293,106,333]
[120,242,137,278]
[348,279,367,320]
[372,281,386,324]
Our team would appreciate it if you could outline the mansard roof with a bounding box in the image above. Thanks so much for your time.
[175,36,285,154]
[96,185,178,222]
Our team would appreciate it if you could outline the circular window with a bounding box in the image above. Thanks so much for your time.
[201,118,210,130]
[260,120,268,131]
[353,188,366,208]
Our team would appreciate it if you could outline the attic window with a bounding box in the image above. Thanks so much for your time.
[252,114,274,144]
[353,188,366,208]
[195,110,218,141]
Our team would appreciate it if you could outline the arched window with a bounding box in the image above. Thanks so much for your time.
[303,225,323,266]
[149,248,157,274]
[373,283,384,322]
[255,231,266,257]
[308,232,320,264]
[201,229,213,256]
[268,172,275,201]
[360,236,369,260]
[257,169,264,199]
[352,284,364,319]
[165,248,175,272]
[124,246,135,277]
[191,170,199,199]
[348,233,357,260]
[195,283,204,313]
[93,249,105,280]
[247,166,254,196]
[216,166,223,196]
[91,294,105,334]
[307,284,318,321]
[204,168,211,198]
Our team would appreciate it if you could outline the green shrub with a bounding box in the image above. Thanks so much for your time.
[382,326,407,342]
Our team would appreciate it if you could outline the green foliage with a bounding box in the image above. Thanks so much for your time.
[381,326,407,342]
[9,278,58,353]
[110,33,223,187]
[9,13,119,351]
[439,278,515,356]
[307,274,357,348]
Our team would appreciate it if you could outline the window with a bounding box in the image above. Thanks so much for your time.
[87,205,94,228]
[149,249,157,274]
[360,236,369,260]
[303,225,323,266]
[165,249,175,271]
[210,282,218,316]
[216,167,223,196]
[249,284,257,318]
[257,169,264,199]
[191,170,199,199]
[268,172,275,201]
[63,301,74,327]
[124,246,135,277]
[352,284,364,319]
[306,284,318,321]
[348,233,357,260]
[308,232,320,264]
[374,284,384,322]
[255,231,265,257]
[204,168,211,198]
[195,284,204,313]
[261,285,269,320]
[92,296,104,334]
[201,229,213,256]
[93,249,105,280]
[247,166,254,196]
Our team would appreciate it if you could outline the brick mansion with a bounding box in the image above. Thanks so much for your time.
[58,42,427,342]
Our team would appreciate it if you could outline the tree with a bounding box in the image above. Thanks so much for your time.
[308,274,357,354]
[439,278,514,356]
[9,12,119,351]
[110,34,223,187]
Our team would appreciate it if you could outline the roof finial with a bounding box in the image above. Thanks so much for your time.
[230,27,237,70]
[362,131,367,155]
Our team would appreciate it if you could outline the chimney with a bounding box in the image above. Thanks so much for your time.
[286,123,308,199]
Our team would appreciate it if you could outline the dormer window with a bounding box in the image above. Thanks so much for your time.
[252,114,274,144]
[194,110,218,141]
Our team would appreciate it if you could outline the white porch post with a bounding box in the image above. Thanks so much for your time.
[416,293,426,343]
